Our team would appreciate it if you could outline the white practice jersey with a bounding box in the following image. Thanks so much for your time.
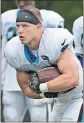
[72,16,83,54]
[40,9,64,28]
[2,9,18,44]
[2,9,21,91]
[2,9,64,91]
[4,28,83,98]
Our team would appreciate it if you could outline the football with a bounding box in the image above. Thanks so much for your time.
[37,66,61,83]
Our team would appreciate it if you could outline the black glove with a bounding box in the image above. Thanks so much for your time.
[43,87,76,98]
[44,92,59,98]
[28,73,42,94]
[28,73,59,97]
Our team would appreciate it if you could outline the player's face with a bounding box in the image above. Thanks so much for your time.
[16,22,39,48]
[18,1,25,10]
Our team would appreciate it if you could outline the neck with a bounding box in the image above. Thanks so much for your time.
[27,29,43,50]
[36,29,43,48]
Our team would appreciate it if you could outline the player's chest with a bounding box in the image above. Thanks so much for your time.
[17,49,56,72]
[17,44,59,72]
[18,55,52,72]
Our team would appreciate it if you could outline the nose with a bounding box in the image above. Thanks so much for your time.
[18,26,23,34]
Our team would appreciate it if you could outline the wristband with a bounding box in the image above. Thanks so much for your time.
[39,83,48,93]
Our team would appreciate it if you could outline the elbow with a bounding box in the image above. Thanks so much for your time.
[71,80,79,87]
[70,75,79,87]
[23,89,28,96]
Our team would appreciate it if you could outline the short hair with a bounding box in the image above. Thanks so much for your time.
[24,6,43,24]
[16,0,35,8]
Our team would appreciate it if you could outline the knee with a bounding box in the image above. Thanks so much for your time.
[2,95,22,121]
[29,106,47,121]
[3,107,21,121]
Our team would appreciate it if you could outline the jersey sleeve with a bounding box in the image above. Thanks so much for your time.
[46,29,74,64]
[4,37,20,69]
[57,29,74,61]
[72,16,83,46]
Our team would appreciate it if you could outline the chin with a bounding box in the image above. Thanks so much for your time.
[20,40,27,44]
[21,41,25,44]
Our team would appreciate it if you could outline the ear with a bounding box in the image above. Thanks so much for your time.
[37,23,42,29]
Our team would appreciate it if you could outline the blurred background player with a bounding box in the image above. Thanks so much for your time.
[72,16,83,67]
[72,16,83,121]
[2,0,64,121]
[2,1,33,121]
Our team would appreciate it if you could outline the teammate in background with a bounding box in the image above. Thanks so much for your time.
[72,16,83,122]
[2,1,35,121]
[72,16,83,67]
[2,0,65,122]
[4,6,83,122]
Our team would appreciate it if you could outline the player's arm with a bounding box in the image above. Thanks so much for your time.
[16,70,41,99]
[47,48,79,92]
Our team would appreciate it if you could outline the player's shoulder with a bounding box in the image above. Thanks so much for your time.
[73,16,83,27]
[41,28,74,61]
[44,28,73,40]
[40,9,64,21]
[2,9,17,22]
[4,36,24,67]
[4,36,23,68]
[74,16,83,24]
[48,10,64,21]
[6,35,20,44]
[42,28,74,49]
[4,36,22,56]
[2,9,17,16]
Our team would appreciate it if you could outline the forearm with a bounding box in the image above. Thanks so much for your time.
[47,72,78,92]
[16,71,41,99]
[46,49,79,92]
[22,86,41,99]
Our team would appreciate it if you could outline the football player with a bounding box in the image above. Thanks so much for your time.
[4,6,83,122]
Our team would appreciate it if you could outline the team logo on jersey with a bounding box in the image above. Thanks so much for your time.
[61,44,69,52]
[61,38,66,45]
[41,55,49,61]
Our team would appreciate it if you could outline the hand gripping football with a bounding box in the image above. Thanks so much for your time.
[37,66,61,83]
